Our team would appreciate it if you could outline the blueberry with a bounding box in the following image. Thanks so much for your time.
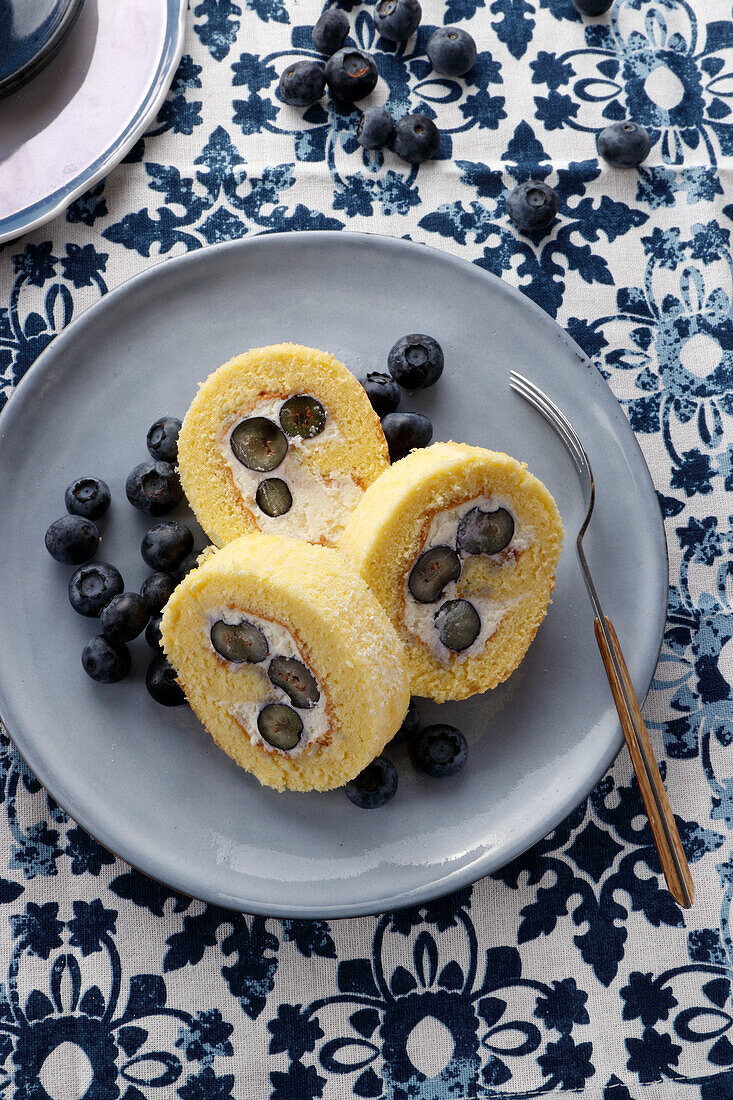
[374,0,421,41]
[597,121,651,168]
[393,113,440,163]
[257,703,303,750]
[411,723,468,778]
[279,395,326,438]
[125,460,182,516]
[357,106,394,150]
[146,654,186,706]
[408,546,461,603]
[211,619,269,664]
[388,333,443,389]
[392,697,420,744]
[100,592,149,643]
[325,47,378,101]
[572,0,612,14]
[381,412,433,462]
[427,26,476,76]
[268,656,320,709]
[146,416,182,463]
[175,553,199,582]
[279,59,326,107]
[230,417,288,472]
[45,516,99,565]
[64,477,110,520]
[144,616,163,650]
[82,635,131,684]
[141,521,194,572]
[140,571,176,616]
[360,371,401,417]
[456,506,514,556]
[507,181,559,235]
[344,756,398,808]
[435,599,481,651]
[312,7,349,54]
[256,478,292,517]
[68,562,123,617]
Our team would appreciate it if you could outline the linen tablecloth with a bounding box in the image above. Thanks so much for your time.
[2,0,733,1095]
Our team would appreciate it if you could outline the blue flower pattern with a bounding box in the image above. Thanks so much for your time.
[1,0,732,1094]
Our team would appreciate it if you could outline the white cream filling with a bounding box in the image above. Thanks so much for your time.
[220,397,363,546]
[206,608,330,758]
[403,495,534,665]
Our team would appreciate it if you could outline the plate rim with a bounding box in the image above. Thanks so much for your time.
[0,0,86,97]
[0,0,187,246]
[0,230,669,917]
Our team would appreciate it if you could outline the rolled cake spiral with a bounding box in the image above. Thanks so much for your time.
[339,442,564,702]
[177,343,389,548]
[160,534,410,792]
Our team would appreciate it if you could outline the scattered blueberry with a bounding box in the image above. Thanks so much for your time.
[597,121,651,168]
[146,654,186,706]
[507,180,559,235]
[392,697,420,745]
[100,592,149,643]
[411,723,468,778]
[125,460,182,516]
[374,0,421,41]
[388,333,444,389]
[64,477,110,520]
[140,571,176,616]
[427,26,476,76]
[175,552,199,582]
[571,0,612,14]
[325,47,378,101]
[141,521,194,572]
[361,371,401,417]
[393,113,440,163]
[381,411,433,461]
[357,106,395,150]
[279,59,326,107]
[68,562,123,617]
[45,516,99,565]
[344,755,398,808]
[312,7,349,54]
[146,416,182,463]
[145,616,163,650]
[82,635,131,684]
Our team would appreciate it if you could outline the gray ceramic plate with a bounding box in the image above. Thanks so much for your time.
[0,232,667,917]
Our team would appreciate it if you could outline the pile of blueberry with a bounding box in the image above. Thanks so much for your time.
[44,415,198,706]
[345,699,468,808]
[360,332,442,460]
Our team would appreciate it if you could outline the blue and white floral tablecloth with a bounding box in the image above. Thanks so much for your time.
[2,0,733,1095]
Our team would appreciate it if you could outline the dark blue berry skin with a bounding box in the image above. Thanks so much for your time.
[393,113,440,163]
[175,552,199,582]
[147,416,182,463]
[141,521,194,572]
[312,8,349,54]
[45,516,99,565]
[391,698,420,745]
[82,635,131,684]
[507,180,559,235]
[145,616,163,650]
[381,412,433,462]
[140,572,176,616]
[325,48,378,101]
[357,106,394,149]
[572,0,612,14]
[375,0,421,41]
[388,333,444,389]
[361,371,401,416]
[125,460,182,516]
[146,655,186,706]
[411,723,468,778]
[597,121,651,168]
[100,592,149,643]
[69,562,123,617]
[427,26,476,76]
[65,477,111,520]
[344,755,398,808]
[279,59,326,106]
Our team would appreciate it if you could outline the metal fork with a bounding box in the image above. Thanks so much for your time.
[510,370,694,909]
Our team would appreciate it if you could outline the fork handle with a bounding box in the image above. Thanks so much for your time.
[594,616,694,909]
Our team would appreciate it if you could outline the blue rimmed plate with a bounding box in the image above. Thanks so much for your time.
[0,232,667,917]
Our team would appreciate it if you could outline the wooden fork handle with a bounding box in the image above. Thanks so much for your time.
[594,616,694,909]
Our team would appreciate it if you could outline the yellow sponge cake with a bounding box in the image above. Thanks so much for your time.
[161,534,410,792]
[177,344,389,548]
[339,442,564,702]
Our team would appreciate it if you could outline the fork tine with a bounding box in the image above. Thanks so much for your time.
[509,371,588,475]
